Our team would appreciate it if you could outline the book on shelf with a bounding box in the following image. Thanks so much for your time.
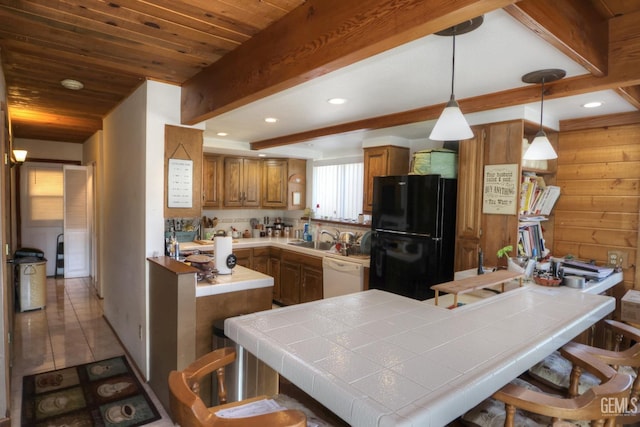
[518,221,546,258]
[519,172,560,216]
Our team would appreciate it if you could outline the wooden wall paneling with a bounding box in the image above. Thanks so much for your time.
[164,125,203,218]
[480,120,524,267]
[554,124,640,294]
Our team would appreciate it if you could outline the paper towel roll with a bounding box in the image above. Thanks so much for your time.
[215,236,233,275]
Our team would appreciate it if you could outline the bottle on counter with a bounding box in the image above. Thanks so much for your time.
[477,248,484,275]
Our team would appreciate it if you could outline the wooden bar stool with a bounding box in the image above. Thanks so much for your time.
[169,347,316,427]
[462,349,633,426]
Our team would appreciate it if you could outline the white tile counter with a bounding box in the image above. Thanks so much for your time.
[196,265,273,297]
[225,287,615,426]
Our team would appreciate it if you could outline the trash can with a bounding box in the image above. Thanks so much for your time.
[212,318,278,404]
[15,248,47,312]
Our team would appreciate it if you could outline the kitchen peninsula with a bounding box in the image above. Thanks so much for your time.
[225,273,622,426]
[147,256,274,411]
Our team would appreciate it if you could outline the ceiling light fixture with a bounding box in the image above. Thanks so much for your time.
[60,79,84,90]
[216,132,228,136]
[521,69,566,160]
[327,98,347,105]
[264,117,278,123]
[11,149,27,167]
[429,16,483,142]
[582,101,603,108]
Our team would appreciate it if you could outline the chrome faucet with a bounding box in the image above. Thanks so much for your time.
[320,228,340,242]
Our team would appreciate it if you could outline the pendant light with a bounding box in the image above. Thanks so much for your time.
[430,17,483,142]
[521,69,566,160]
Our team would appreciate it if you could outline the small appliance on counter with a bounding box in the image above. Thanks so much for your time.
[214,236,236,275]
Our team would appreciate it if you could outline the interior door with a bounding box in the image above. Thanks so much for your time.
[64,165,91,278]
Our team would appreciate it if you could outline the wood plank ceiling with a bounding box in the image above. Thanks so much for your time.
[0,0,638,144]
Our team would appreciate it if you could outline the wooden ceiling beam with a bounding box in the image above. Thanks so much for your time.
[504,0,608,77]
[181,0,518,125]
[251,7,640,150]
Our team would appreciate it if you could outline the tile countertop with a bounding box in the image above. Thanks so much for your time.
[147,256,273,298]
[225,285,617,426]
[180,236,371,266]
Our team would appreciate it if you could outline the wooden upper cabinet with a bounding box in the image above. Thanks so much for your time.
[287,158,306,210]
[262,159,287,208]
[224,157,261,207]
[203,154,223,208]
[363,145,409,213]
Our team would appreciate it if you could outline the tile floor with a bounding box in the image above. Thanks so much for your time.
[10,276,173,426]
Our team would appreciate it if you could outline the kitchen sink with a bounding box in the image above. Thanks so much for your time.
[287,240,333,250]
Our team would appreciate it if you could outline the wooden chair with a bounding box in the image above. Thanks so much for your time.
[168,347,307,427]
[493,348,633,426]
[462,348,633,426]
[563,320,640,400]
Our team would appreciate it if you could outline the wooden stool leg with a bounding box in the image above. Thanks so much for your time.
[453,294,458,307]
[434,290,439,306]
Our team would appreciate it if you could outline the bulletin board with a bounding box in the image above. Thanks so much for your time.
[164,125,203,218]
[482,163,518,215]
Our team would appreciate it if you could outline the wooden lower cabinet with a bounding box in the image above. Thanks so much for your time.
[279,249,323,305]
[252,247,269,274]
[269,248,281,302]
[234,248,252,268]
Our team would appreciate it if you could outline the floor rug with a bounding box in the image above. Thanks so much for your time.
[22,355,161,427]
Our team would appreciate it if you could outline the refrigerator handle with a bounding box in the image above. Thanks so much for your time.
[374,229,433,239]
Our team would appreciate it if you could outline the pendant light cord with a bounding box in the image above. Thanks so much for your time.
[539,77,545,132]
[451,33,456,96]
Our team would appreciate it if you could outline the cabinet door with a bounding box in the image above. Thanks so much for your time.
[454,129,485,272]
[269,256,281,302]
[280,261,300,305]
[203,154,223,207]
[362,146,409,213]
[234,248,252,268]
[363,147,389,212]
[300,265,323,303]
[243,158,261,207]
[287,159,306,210]
[223,157,244,207]
[262,159,287,208]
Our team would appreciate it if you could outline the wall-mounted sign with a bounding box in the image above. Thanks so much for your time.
[482,163,518,215]
[167,158,193,208]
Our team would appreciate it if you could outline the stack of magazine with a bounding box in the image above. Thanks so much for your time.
[561,259,614,279]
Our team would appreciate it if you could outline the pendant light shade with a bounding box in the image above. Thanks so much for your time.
[429,17,483,142]
[521,69,565,160]
[523,130,557,160]
[430,94,473,141]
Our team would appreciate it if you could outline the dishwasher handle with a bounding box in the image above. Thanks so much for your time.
[322,257,363,273]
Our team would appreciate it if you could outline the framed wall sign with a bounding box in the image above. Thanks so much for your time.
[482,163,518,215]
[167,158,193,208]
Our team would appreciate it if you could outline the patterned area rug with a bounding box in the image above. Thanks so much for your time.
[22,355,161,427]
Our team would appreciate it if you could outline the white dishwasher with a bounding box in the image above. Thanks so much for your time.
[322,256,364,298]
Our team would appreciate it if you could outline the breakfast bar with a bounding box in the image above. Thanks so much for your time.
[225,278,619,426]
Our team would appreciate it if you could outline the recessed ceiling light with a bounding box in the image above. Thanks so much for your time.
[582,101,603,108]
[60,79,84,90]
[264,117,278,123]
[258,153,267,157]
[328,98,347,105]
[216,132,228,136]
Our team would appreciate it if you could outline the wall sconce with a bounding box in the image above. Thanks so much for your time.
[429,16,483,142]
[521,69,565,160]
[11,149,28,167]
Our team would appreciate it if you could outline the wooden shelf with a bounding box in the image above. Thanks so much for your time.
[431,270,524,307]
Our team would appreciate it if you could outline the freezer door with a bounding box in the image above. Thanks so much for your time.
[372,175,445,235]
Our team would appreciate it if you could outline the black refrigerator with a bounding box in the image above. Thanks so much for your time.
[369,174,457,300]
